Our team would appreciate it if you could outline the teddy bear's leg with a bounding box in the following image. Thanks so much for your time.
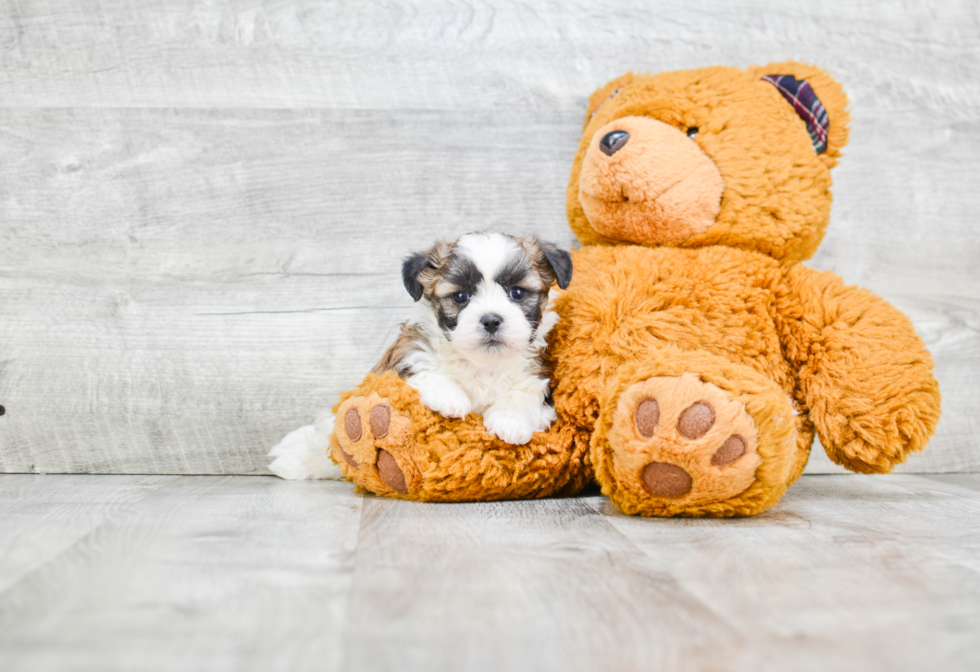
[591,355,801,517]
[332,390,419,495]
[329,373,430,498]
[780,266,941,474]
[331,372,589,501]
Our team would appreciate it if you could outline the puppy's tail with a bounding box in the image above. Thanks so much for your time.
[267,412,343,480]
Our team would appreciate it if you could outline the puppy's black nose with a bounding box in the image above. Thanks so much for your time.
[599,130,630,156]
[481,314,503,334]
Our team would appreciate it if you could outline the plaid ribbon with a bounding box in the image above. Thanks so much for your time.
[762,74,829,154]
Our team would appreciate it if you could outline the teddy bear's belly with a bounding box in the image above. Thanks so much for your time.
[550,245,797,416]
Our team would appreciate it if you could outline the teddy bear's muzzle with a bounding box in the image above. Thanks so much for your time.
[578,116,726,247]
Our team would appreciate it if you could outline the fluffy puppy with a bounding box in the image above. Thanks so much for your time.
[268,232,572,480]
[378,232,572,443]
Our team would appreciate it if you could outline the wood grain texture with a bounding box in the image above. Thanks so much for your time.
[0,0,978,474]
[0,474,175,593]
[1,473,978,671]
[0,475,363,672]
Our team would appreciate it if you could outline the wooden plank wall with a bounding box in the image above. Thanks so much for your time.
[1,0,977,475]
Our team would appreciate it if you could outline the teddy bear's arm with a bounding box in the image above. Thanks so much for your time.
[777,266,941,473]
[330,372,590,501]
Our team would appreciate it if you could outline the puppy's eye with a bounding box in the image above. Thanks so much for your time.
[686,127,699,139]
[509,287,525,301]
[452,291,469,305]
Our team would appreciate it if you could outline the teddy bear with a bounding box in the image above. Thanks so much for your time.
[325,61,941,517]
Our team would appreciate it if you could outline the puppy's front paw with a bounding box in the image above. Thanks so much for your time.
[417,384,473,419]
[483,408,535,445]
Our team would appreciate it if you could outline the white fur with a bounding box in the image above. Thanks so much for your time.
[267,413,342,480]
[403,299,558,441]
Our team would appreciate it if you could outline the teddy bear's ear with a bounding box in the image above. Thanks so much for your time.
[584,72,635,127]
[752,62,850,168]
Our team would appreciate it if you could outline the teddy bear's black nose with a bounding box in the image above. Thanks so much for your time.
[599,130,630,156]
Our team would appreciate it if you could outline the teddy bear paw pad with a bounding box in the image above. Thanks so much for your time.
[610,373,763,507]
[333,392,417,496]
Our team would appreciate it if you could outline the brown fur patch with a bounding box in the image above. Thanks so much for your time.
[416,239,457,301]
[518,236,572,290]
[371,323,427,377]
[517,237,552,288]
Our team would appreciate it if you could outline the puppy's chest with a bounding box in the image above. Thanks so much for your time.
[434,354,540,412]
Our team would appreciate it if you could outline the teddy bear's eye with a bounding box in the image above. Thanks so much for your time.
[686,127,699,139]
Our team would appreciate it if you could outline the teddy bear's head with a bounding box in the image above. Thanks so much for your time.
[568,62,850,263]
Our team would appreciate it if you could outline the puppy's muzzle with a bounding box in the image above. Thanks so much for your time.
[480,314,503,335]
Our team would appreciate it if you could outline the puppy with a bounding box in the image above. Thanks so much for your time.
[268,232,572,480]
[378,231,572,443]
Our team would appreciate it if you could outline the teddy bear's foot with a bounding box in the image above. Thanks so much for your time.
[595,365,800,517]
[331,391,420,497]
[612,373,762,500]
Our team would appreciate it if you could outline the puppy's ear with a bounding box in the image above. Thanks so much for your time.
[402,241,452,301]
[538,240,573,290]
[402,250,431,302]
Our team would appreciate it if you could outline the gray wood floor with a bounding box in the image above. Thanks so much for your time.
[1,0,979,476]
[1,473,978,672]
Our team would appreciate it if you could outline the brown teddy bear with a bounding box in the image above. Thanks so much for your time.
[327,61,941,517]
